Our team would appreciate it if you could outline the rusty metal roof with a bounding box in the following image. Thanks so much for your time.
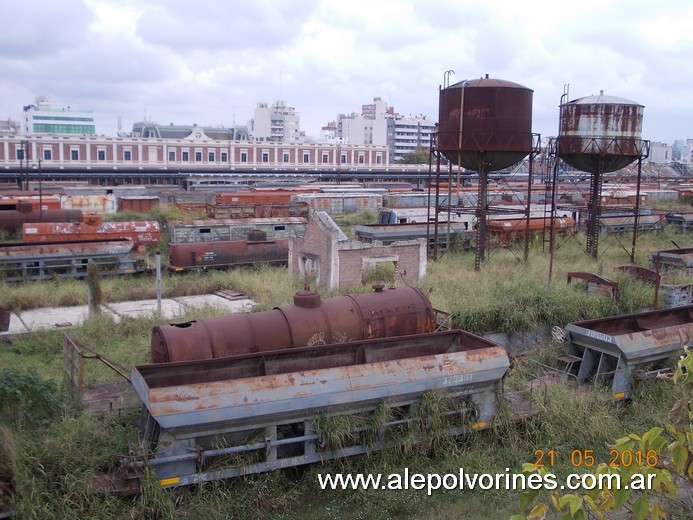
[448,76,530,90]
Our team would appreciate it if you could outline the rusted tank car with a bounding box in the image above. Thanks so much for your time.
[486,217,576,246]
[22,221,161,251]
[0,200,83,231]
[168,232,288,270]
[151,285,438,363]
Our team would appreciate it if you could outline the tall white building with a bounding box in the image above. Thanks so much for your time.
[392,115,435,160]
[334,97,434,162]
[249,100,301,143]
[649,142,671,164]
[22,97,95,136]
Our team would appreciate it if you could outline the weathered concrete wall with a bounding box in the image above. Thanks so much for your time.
[337,240,426,287]
[290,211,427,289]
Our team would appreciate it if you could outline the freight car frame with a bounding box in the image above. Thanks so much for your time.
[557,305,693,399]
[598,214,664,235]
[0,239,145,282]
[354,222,476,252]
[167,217,307,244]
[113,329,509,493]
[666,211,693,232]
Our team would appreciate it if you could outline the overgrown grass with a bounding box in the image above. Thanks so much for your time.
[0,227,689,518]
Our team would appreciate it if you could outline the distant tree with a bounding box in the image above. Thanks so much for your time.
[397,148,431,165]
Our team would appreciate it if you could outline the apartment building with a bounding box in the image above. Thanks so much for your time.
[335,97,434,162]
[22,97,95,136]
[250,100,301,143]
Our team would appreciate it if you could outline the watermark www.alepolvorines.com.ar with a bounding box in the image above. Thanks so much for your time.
[317,468,656,496]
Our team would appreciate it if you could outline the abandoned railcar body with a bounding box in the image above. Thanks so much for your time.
[559,305,693,399]
[151,286,439,363]
[118,329,510,492]
[167,217,306,244]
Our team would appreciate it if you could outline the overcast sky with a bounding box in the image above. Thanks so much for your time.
[1,0,691,144]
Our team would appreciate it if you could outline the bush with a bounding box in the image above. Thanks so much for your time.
[0,368,64,428]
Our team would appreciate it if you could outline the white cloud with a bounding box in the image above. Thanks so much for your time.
[0,0,690,143]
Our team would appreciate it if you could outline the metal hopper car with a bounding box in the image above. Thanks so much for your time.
[555,305,693,400]
[0,238,144,282]
[114,329,510,493]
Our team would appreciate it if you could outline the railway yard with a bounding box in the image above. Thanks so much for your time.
[0,174,692,519]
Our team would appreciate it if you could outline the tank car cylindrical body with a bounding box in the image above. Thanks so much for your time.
[167,235,289,270]
[437,76,534,171]
[151,286,437,363]
[558,93,645,173]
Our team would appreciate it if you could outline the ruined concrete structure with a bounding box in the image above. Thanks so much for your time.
[288,211,427,289]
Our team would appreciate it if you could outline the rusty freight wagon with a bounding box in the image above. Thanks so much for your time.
[215,190,302,205]
[0,200,83,231]
[205,202,310,219]
[294,192,382,215]
[485,217,576,246]
[598,214,665,234]
[167,217,306,244]
[354,222,476,252]
[167,232,289,271]
[556,305,693,399]
[0,239,143,282]
[22,221,161,251]
[117,196,160,213]
[112,329,509,493]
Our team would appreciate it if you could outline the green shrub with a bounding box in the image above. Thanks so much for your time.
[0,368,64,428]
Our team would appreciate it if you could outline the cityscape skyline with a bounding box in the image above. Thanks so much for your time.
[1,0,692,144]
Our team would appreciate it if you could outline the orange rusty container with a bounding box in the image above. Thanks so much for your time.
[117,196,160,213]
[151,286,438,363]
[22,220,160,251]
[486,217,575,245]
[215,191,296,205]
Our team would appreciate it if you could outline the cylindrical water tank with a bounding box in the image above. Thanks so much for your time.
[437,75,534,171]
[151,286,437,363]
[558,92,645,173]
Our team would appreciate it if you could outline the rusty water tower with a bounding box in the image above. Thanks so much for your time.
[434,74,539,270]
[555,91,649,259]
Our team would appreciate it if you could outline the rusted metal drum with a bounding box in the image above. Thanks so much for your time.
[151,286,437,363]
